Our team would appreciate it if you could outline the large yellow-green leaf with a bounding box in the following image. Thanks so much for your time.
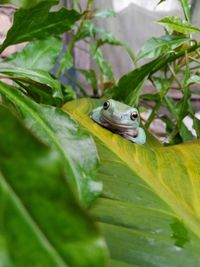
[64,98,200,267]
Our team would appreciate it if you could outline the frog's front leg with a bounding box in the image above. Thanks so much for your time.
[122,127,146,144]
[132,127,146,144]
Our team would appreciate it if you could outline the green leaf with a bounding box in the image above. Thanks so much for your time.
[0,82,102,207]
[5,37,62,72]
[179,121,194,141]
[136,35,189,61]
[157,0,167,5]
[94,9,116,18]
[0,2,81,53]
[0,0,50,9]
[179,0,191,22]
[58,48,74,73]
[64,98,200,267]
[108,43,200,105]
[77,68,98,95]
[75,21,136,64]
[186,75,200,85]
[0,67,63,103]
[76,21,116,42]
[0,105,107,267]
[193,117,200,138]
[157,16,200,34]
[90,44,114,81]
[107,57,162,105]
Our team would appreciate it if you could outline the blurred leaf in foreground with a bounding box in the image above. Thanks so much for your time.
[0,105,107,267]
[0,81,102,207]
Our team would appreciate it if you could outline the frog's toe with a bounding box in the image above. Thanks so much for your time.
[126,127,146,144]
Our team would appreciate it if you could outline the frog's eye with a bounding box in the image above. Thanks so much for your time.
[103,101,110,110]
[130,112,138,120]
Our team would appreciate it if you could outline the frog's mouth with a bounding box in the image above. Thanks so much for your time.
[100,113,138,130]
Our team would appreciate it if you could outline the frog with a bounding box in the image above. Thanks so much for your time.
[90,99,146,144]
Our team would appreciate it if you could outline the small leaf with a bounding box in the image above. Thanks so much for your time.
[94,9,117,18]
[186,75,200,85]
[77,68,98,95]
[5,37,62,72]
[157,16,200,34]
[0,105,107,267]
[136,35,189,61]
[90,44,114,81]
[0,2,81,53]
[59,48,74,72]
[62,84,77,102]
[180,121,194,141]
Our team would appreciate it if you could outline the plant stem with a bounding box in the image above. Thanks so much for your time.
[168,63,183,90]
[145,101,161,129]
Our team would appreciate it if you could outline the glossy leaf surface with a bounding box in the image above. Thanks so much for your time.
[157,16,200,34]
[136,35,189,61]
[5,38,62,72]
[0,1,81,53]
[0,67,63,102]
[0,82,102,207]
[0,105,107,267]
[64,98,200,267]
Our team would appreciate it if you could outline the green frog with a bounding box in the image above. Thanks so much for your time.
[90,99,146,144]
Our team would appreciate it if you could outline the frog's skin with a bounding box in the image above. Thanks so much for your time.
[90,99,146,144]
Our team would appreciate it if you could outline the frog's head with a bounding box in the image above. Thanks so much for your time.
[100,99,140,129]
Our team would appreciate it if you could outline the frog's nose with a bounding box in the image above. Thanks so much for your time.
[112,112,122,121]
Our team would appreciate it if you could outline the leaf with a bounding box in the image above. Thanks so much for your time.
[0,0,49,9]
[94,9,117,18]
[64,98,200,267]
[186,75,200,85]
[179,0,191,22]
[0,82,102,207]
[107,57,162,105]
[157,0,167,5]
[0,2,81,53]
[0,105,107,267]
[136,35,189,61]
[157,16,200,34]
[108,43,200,105]
[5,37,62,72]
[77,68,98,95]
[0,67,63,103]
[179,121,194,141]
[90,44,114,81]
[193,117,200,138]
[58,48,74,73]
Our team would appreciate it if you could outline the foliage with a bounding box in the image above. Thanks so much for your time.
[1,0,200,266]
[107,0,200,144]
[64,98,200,267]
[0,104,106,267]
